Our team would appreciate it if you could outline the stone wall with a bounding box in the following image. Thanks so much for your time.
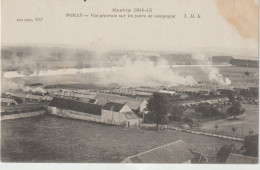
[1,110,46,121]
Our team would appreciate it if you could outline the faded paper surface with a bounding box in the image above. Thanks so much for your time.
[0,0,259,166]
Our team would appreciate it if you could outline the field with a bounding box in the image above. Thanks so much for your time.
[200,104,259,137]
[1,115,242,163]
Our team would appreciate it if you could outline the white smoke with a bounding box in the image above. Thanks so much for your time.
[192,53,232,85]
[24,86,46,94]
[208,67,231,85]
[1,79,25,91]
[2,78,46,94]
[97,56,198,87]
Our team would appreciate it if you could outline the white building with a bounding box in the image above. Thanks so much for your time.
[101,102,141,126]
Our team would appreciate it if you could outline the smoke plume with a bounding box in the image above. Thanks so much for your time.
[97,56,198,87]
[2,78,46,94]
[192,53,232,85]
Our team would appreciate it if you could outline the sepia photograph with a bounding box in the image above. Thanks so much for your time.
[0,0,259,167]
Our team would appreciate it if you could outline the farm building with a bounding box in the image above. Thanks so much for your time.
[230,59,258,68]
[102,102,141,126]
[41,95,53,101]
[159,90,177,95]
[1,98,18,106]
[12,92,45,103]
[13,92,27,102]
[179,93,188,99]
[47,97,141,126]
[25,94,44,102]
[226,153,258,164]
[110,88,153,97]
[94,94,148,114]
[48,97,102,122]
[122,140,207,163]
[179,97,230,107]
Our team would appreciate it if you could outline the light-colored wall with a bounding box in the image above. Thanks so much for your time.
[101,110,126,124]
[140,100,148,112]
[48,106,140,126]
[101,109,140,126]
[48,106,102,122]
[1,110,46,121]
[101,109,113,122]
[119,105,132,113]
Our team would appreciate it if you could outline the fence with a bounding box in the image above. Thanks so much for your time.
[139,123,244,141]
[168,125,244,141]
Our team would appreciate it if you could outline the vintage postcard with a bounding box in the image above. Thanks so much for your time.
[0,0,259,167]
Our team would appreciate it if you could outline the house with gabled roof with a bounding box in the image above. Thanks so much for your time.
[226,153,258,164]
[101,102,141,126]
[94,93,148,114]
[122,140,207,163]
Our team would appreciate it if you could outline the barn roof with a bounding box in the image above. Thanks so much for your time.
[26,94,43,100]
[226,153,258,164]
[48,97,102,115]
[94,94,146,110]
[1,98,17,104]
[14,92,27,98]
[122,140,196,163]
[102,102,124,112]
[88,99,96,103]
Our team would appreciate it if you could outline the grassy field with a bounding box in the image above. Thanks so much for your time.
[200,104,259,137]
[1,115,242,163]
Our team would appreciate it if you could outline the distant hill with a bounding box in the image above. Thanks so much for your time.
[212,56,234,64]
[161,54,197,65]
[230,59,259,68]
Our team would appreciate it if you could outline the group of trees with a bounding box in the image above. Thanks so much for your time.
[195,104,222,118]
[145,93,246,130]
[216,134,258,163]
[144,93,169,128]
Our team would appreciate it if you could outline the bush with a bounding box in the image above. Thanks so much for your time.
[216,144,238,163]
[195,104,222,118]
[183,117,194,126]
[241,134,258,157]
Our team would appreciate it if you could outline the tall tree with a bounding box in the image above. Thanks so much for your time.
[170,105,183,121]
[216,144,235,163]
[226,102,245,120]
[147,93,169,130]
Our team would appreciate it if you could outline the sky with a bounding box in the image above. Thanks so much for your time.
[1,0,259,59]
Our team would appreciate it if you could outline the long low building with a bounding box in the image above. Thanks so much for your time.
[1,98,18,106]
[47,97,141,126]
[48,97,102,122]
[179,97,230,107]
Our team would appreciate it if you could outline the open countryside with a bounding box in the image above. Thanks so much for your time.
[200,104,258,137]
[1,48,259,164]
